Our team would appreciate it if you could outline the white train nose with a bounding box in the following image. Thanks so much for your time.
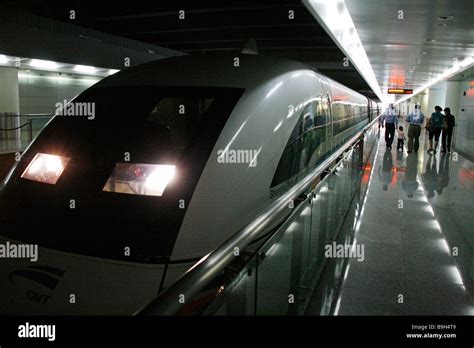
[0,237,164,315]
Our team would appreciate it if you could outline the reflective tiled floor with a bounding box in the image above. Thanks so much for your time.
[336,123,474,315]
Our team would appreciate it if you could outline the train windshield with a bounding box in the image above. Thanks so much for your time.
[34,85,245,165]
[0,86,244,262]
[65,85,242,150]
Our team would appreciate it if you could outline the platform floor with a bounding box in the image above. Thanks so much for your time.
[335,124,474,315]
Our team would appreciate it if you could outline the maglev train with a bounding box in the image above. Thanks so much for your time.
[0,54,379,314]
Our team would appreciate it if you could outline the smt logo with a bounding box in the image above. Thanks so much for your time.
[18,322,56,341]
[9,266,65,305]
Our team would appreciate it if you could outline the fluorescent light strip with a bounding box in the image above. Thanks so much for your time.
[74,65,97,74]
[396,57,474,105]
[18,72,100,84]
[30,59,58,70]
[0,52,119,77]
[303,0,384,102]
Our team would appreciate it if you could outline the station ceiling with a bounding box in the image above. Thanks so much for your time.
[4,0,379,100]
[344,0,474,103]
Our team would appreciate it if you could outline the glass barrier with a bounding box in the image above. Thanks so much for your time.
[0,114,53,153]
[255,197,313,315]
[203,255,258,315]
[197,120,380,316]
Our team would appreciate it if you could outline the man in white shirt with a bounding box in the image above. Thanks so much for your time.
[406,105,425,153]
[381,104,399,149]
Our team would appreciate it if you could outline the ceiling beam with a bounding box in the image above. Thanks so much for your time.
[82,4,306,23]
[119,23,321,36]
[155,36,331,46]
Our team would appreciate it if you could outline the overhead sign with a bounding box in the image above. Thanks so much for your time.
[388,88,413,95]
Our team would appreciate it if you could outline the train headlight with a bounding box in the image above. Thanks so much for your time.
[21,153,71,184]
[144,165,176,194]
[103,163,176,197]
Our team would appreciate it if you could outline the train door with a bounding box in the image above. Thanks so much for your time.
[367,98,372,123]
[321,94,332,157]
[319,77,333,154]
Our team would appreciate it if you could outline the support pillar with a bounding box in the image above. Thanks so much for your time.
[0,66,20,140]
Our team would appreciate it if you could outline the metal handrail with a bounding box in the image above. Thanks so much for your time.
[136,115,380,315]
[0,114,54,142]
[0,123,30,131]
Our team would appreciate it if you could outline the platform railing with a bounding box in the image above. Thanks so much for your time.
[136,115,381,315]
[0,113,54,152]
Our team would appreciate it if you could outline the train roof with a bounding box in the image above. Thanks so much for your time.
[92,54,313,90]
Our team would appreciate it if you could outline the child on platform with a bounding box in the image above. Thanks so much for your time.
[397,126,406,151]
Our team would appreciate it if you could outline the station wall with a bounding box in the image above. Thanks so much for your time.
[18,71,100,115]
[455,72,474,159]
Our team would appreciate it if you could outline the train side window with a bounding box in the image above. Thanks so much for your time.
[302,106,314,132]
[331,102,343,134]
[272,104,308,187]
[271,100,327,188]
[321,97,330,124]
[314,98,326,126]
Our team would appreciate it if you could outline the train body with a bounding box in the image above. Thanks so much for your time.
[0,54,379,314]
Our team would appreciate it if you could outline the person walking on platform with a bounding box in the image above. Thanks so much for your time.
[426,106,444,154]
[397,125,406,152]
[441,107,455,153]
[381,103,398,149]
[406,104,424,153]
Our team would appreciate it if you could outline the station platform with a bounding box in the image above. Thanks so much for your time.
[334,123,474,315]
[2,119,473,317]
